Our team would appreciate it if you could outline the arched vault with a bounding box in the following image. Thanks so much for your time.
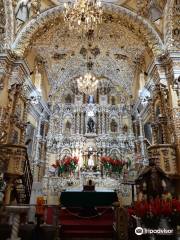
[12,3,164,57]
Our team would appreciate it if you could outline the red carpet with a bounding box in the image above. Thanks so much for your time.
[60,208,114,239]
[45,207,114,239]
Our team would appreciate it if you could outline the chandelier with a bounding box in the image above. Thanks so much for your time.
[77,72,98,95]
[64,0,103,32]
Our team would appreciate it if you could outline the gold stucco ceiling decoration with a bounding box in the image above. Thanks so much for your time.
[31,16,147,95]
[11,3,164,57]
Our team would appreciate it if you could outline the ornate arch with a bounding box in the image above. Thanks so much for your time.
[12,3,164,57]
[109,148,121,158]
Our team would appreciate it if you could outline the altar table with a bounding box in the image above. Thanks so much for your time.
[60,190,118,207]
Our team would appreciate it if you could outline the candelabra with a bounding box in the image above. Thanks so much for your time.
[64,0,103,33]
[77,72,98,95]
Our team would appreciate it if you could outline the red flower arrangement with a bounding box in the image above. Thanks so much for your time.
[51,157,79,175]
[128,198,180,228]
[59,156,79,174]
[101,156,125,173]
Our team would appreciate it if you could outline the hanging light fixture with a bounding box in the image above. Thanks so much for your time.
[64,0,103,33]
[77,72,98,95]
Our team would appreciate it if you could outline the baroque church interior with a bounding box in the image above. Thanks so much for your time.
[0,0,180,239]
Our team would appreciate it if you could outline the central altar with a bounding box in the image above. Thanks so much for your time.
[60,190,118,207]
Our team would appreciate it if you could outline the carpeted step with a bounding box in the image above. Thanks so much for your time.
[59,207,114,239]
[61,224,113,231]
[60,229,114,238]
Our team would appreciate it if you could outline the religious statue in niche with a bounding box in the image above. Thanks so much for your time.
[88,95,95,104]
[122,124,128,133]
[110,119,118,132]
[65,120,71,134]
[65,94,72,104]
[87,117,95,133]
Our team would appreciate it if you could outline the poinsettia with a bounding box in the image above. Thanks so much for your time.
[128,198,180,228]
[100,156,126,173]
[59,156,79,174]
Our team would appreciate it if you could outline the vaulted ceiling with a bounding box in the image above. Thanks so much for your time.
[7,0,167,98]
[32,14,147,95]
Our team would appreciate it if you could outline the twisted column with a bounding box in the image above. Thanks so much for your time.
[10,214,20,240]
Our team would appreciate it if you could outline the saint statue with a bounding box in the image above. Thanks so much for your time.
[87,117,95,133]
[15,0,31,27]
[136,158,169,200]
[15,0,40,30]
[88,95,95,104]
